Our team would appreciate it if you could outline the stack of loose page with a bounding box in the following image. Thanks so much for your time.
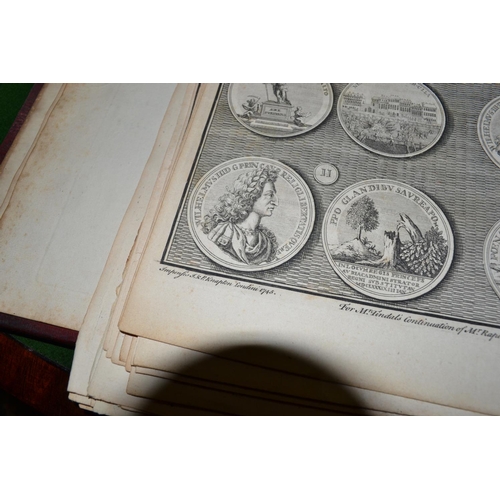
[3,84,495,414]
[68,84,499,415]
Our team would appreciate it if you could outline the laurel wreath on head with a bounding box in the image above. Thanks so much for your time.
[202,165,279,233]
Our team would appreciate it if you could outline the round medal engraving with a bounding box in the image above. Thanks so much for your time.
[228,83,333,138]
[484,220,500,299]
[478,96,500,169]
[338,83,446,158]
[322,179,453,301]
[314,163,339,185]
[188,157,315,271]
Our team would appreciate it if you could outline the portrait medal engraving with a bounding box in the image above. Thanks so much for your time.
[478,96,500,169]
[322,179,454,301]
[228,83,334,138]
[484,220,500,299]
[338,84,446,158]
[188,157,315,271]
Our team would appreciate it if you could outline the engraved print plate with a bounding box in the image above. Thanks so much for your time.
[322,179,454,301]
[338,83,446,158]
[228,83,334,138]
[188,157,315,271]
[478,96,500,169]
[484,220,500,299]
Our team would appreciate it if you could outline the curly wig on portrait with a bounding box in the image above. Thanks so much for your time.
[201,166,279,234]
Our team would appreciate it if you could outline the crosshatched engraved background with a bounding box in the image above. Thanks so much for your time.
[163,84,500,327]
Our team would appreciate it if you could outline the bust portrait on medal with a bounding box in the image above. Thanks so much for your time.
[201,166,279,265]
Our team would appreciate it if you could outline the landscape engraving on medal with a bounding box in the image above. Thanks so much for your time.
[228,83,333,138]
[322,179,453,301]
[338,83,446,158]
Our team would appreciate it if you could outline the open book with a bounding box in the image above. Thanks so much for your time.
[3,84,499,415]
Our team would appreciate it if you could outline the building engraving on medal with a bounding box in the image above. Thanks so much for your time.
[338,83,446,158]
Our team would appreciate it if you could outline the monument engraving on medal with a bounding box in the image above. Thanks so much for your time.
[228,83,334,138]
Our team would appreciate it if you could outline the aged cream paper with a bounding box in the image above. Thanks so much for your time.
[128,338,482,416]
[0,83,177,331]
[120,328,480,415]
[85,350,222,415]
[102,85,218,358]
[91,400,220,416]
[120,84,500,415]
[0,84,64,214]
[119,333,134,364]
[69,84,196,403]
[127,367,353,416]
[83,85,382,414]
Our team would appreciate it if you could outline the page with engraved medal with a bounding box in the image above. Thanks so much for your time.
[120,83,500,414]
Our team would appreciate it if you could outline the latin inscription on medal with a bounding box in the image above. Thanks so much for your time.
[478,96,500,169]
[484,220,500,299]
[322,179,454,301]
[188,157,315,272]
